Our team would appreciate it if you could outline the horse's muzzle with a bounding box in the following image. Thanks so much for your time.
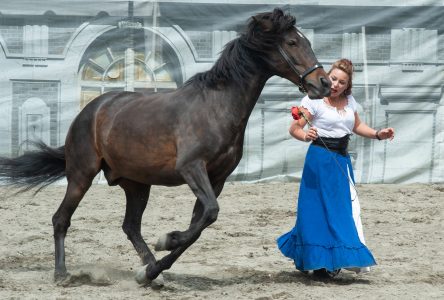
[305,76,331,99]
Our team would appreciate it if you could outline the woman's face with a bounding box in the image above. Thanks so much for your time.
[329,68,349,98]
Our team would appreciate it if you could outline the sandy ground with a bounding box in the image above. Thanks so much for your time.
[0,182,443,299]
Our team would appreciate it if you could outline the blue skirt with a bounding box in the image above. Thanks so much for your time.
[277,144,376,272]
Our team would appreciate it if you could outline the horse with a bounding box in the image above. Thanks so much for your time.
[0,8,330,286]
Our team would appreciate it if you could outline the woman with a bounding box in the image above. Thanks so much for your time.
[277,58,395,277]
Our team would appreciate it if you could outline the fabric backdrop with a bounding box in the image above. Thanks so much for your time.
[0,0,443,184]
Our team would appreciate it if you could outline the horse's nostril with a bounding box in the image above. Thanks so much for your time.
[321,77,331,88]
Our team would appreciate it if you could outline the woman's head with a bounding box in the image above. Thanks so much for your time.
[328,58,353,97]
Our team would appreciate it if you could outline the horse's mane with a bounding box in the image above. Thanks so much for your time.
[184,8,296,90]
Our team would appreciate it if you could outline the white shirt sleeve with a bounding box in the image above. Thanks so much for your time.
[300,95,316,115]
[347,95,358,113]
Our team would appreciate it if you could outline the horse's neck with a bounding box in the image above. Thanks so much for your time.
[221,74,269,123]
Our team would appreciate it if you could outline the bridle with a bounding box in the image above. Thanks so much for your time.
[277,44,323,94]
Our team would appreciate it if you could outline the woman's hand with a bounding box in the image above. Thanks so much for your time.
[304,127,318,142]
[377,127,395,141]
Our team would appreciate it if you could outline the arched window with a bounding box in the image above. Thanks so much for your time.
[79,28,182,109]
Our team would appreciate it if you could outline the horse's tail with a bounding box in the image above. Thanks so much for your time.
[0,141,66,193]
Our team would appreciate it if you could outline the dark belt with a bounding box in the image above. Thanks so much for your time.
[311,135,350,156]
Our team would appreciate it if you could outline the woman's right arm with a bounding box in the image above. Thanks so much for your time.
[288,108,318,142]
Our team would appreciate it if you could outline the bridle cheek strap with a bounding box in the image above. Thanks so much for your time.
[277,45,323,93]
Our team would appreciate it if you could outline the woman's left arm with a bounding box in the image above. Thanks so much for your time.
[353,112,395,140]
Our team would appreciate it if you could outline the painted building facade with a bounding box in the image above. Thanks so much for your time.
[0,1,443,183]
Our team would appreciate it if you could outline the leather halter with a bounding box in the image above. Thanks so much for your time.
[277,45,323,94]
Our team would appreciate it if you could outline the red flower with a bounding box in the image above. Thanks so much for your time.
[291,106,302,120]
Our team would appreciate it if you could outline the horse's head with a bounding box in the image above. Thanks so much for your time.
[248,8,331,99]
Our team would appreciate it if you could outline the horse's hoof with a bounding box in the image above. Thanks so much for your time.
[155,234,168,251]
[151,274,164,289]
[54,270,69,283]
[135,265,164,288]
[135,265,150,285]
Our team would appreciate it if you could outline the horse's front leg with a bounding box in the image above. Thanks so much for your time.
[138,160,220,282]
[155,179,224,251]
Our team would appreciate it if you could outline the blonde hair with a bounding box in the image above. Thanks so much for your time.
[328,58,353,96]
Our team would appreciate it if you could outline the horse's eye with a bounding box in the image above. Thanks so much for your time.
[287,40,297,46]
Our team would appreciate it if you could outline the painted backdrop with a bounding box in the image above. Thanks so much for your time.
[0,0,443,183]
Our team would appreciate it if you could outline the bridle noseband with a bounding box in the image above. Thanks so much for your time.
[277,45,323,94]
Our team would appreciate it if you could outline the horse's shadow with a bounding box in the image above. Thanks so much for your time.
[162,269,371,291]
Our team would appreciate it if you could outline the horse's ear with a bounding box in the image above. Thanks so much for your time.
[273,8,284,18]
[252,14,273,32]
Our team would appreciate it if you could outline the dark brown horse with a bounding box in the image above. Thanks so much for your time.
[0,8,330,285]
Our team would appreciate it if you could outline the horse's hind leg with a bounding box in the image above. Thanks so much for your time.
[52,140,100,281]
[119,180,156,266]
[52,172,96,281]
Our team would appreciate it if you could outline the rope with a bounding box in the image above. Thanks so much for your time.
[300,112,359,201]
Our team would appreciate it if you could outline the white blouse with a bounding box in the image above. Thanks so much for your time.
[300,95,357,138]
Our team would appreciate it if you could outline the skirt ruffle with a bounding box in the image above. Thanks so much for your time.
[277,231,376,272]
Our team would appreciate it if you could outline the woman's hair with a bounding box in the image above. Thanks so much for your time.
[328,58,353,96]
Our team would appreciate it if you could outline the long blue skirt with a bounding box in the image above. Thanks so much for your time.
[277,144,376,271]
